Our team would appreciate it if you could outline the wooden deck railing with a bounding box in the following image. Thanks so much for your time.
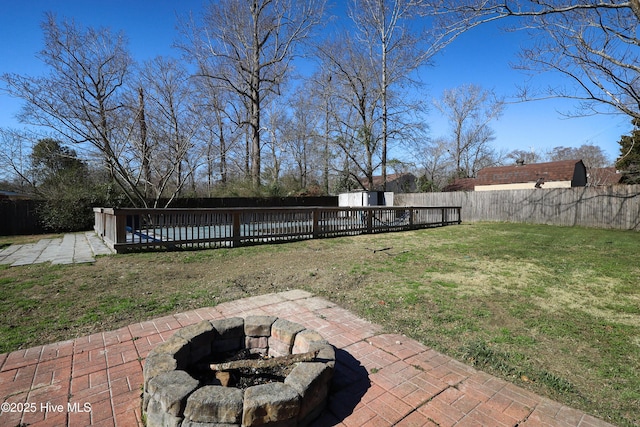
[93,206,461,253]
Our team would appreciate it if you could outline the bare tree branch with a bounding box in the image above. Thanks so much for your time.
[426,1,640,120]
[180,0,325,188]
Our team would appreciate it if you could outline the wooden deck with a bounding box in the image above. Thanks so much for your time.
[93,206,461,253]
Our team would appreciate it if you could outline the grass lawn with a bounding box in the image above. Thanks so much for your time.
[0,222,638,426]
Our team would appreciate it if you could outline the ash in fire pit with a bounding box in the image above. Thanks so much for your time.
[192,347,321,389]
[143,316,335,427]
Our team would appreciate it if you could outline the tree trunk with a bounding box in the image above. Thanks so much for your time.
[219,118,227,184]
[381,33,388,192]
[137,88,150,199]
[250,6,262,189]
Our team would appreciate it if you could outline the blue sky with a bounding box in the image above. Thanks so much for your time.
[424,19,631,163]
[0,1,631,164]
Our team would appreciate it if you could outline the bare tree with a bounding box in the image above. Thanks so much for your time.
[434,84,504,178]
[181,0,325,188]
[547,144,610,167]
[135,57,202,206]
[505,148,543,165]
[427,1,640,120]
[306,69,342,194]
[0,14,149,204]
[417,136,455,191]
[284,84,323,190]
[194,74,245,193]
[262,105,287,188]
[318,33,382,190]
[349,0,435,190]
[0,14,216,207]
[0,128,33,190]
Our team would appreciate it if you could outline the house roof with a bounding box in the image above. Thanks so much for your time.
[442,178,476,192]
[0,190,32,200]
[475,159,584,186]
[588,167,622,186]
[365,173,416,190]
[443,160,588,191]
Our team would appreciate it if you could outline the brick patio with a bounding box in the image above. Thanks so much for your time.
[0,290,615,426]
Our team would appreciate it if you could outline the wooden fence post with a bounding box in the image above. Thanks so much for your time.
[312,208,319,239]
[232,211,241,247]
[115,210,127,248]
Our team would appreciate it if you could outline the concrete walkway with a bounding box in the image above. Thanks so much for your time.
[0,291,615,427]
[0,232,113,267]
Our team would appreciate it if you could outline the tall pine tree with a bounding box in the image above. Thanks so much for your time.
[616,119,640,184]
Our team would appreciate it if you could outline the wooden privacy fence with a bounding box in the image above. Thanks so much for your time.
[395,185,640,231]
[94,206,461,253]
[0,199,46,236]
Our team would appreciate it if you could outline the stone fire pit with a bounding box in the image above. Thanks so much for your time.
[143,316,335,427]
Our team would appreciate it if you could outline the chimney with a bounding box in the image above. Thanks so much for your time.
[516,159,525,166]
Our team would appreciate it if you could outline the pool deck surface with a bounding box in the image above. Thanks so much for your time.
[0,290,616,427]
[0,232,113,267]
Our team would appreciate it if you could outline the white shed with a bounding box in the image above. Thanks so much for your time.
[338,191,394,207]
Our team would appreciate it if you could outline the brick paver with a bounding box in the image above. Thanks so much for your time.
[0,291,617,426]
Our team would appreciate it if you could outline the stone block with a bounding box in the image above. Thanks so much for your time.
[175,320,214,341]
[243,383,300,427]
[184,385,243,424]
[182,421,240,427]
[245,336,268,351]
[211,318,245,353]
[151,335,191,369]
[308,342,336,369]
[270,319,305,346]
[175,320,216,363]
[292,330,324,354]
[143,352,178,410]
[147,370,199,417]
[211,317,244,339]
[285,362,333,422]
[145,397,183,427]
[244,315,277,337]
[268,338,292,358]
